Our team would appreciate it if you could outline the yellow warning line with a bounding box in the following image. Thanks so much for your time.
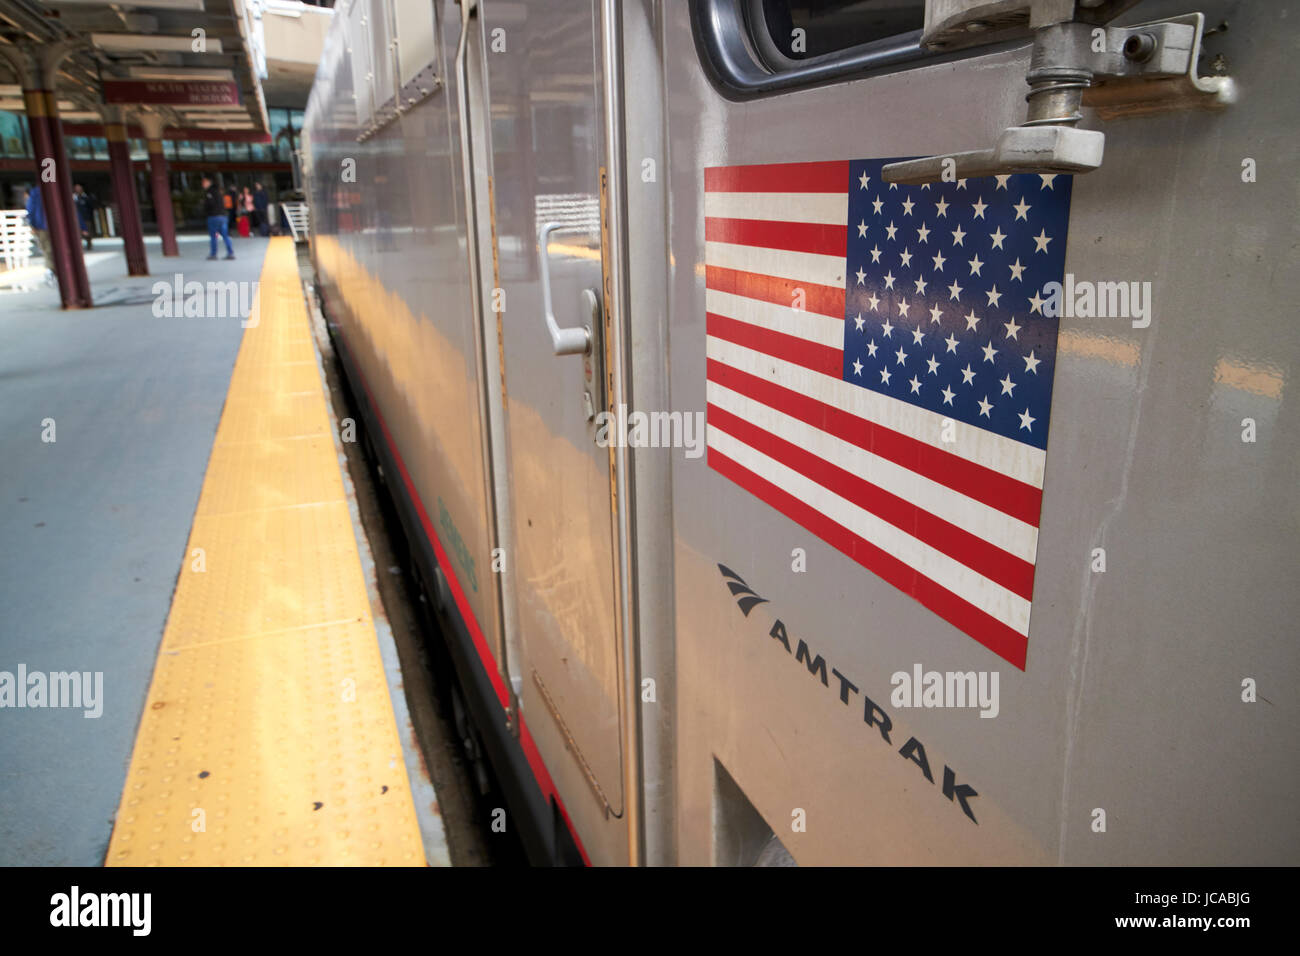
[106,239,425,866]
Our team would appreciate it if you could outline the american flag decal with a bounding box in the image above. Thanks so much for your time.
[703,159,1074,669]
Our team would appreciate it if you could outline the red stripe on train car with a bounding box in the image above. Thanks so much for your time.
[335,328,593,866]
[704,216,848,258]
[705,264,845,320]
[704,160,850,193]
[706,403,1037,601]
[705,358,1043,527]
[709,446,1030,670]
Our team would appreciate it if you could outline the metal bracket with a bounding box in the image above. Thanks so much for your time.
[357,66,443,141]
[580,287,606,428]
[884,3,1234,184]
[883,124,1105,184]
[1084,13,1236,119]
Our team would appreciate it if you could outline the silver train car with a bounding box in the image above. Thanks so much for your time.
[302,0,1299,865]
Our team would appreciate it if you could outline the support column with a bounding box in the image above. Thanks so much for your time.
[42,90,94,304]
[139,112,178,256]
[104,106,148,276]
[0,40,90,307]
[23,87,91,308]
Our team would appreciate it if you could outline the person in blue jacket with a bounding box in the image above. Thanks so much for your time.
[24,185,54,280]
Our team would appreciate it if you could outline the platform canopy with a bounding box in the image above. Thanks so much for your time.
[0,0,271,138]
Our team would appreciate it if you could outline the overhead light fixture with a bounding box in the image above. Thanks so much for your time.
[128,68,236,82]
[0,98,99,117]
[91,34,224,55]
[45,0,207,10]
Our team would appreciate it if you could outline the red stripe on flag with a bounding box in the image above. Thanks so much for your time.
[706,358,1043,527]
[704,161,849,194]
[706,312,843,379]
[709,446,1029,670]
[705,216,847,258]
[706,265,844,320]
[707,404,1037,601]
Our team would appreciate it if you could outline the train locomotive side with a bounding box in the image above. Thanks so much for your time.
[304,0,1300,866]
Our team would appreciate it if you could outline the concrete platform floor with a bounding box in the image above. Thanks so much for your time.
[0,236,269,865]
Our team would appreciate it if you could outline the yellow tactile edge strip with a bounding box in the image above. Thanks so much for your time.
[106,239,425,866]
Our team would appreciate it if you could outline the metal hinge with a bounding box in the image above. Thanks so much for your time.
[883,2,1235,184]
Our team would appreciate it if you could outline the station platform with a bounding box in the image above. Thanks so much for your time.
[0,237,446,866]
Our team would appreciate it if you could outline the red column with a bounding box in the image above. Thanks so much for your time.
[45,92,95,304]
[23,88,91,308]
[105,118,148,276]
[44,92,93,303]
[146,138,179,257]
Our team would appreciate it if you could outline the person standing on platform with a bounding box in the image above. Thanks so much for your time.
[73,184,96,250]
[23,186,54,284]
[203,175,235,260]
[240,187,255,238]
[226,185,239,230]
[253,183,269,237]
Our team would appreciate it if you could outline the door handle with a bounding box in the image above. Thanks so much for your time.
[538,221,594,356]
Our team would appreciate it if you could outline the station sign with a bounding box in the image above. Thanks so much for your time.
[102,80,242,107]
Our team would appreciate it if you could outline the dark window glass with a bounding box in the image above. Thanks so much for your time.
[759,0,925,61]
[269,108,292,162]
[91,137,109,160]
[203,141,228,161]
[178,140,202,159]
[0,110,29,157]
[228,141,251,162]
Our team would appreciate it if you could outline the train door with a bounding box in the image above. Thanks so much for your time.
[456,0,633,865]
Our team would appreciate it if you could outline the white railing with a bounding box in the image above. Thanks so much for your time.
[0,209,41,292]
[281,202,310,243]
[1,209,34,272]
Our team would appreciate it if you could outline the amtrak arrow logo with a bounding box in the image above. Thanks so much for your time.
[718,564,769,617]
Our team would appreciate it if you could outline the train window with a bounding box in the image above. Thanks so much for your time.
[757,0,925,62]
[393,0,438,88]
[692,0,932,99]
